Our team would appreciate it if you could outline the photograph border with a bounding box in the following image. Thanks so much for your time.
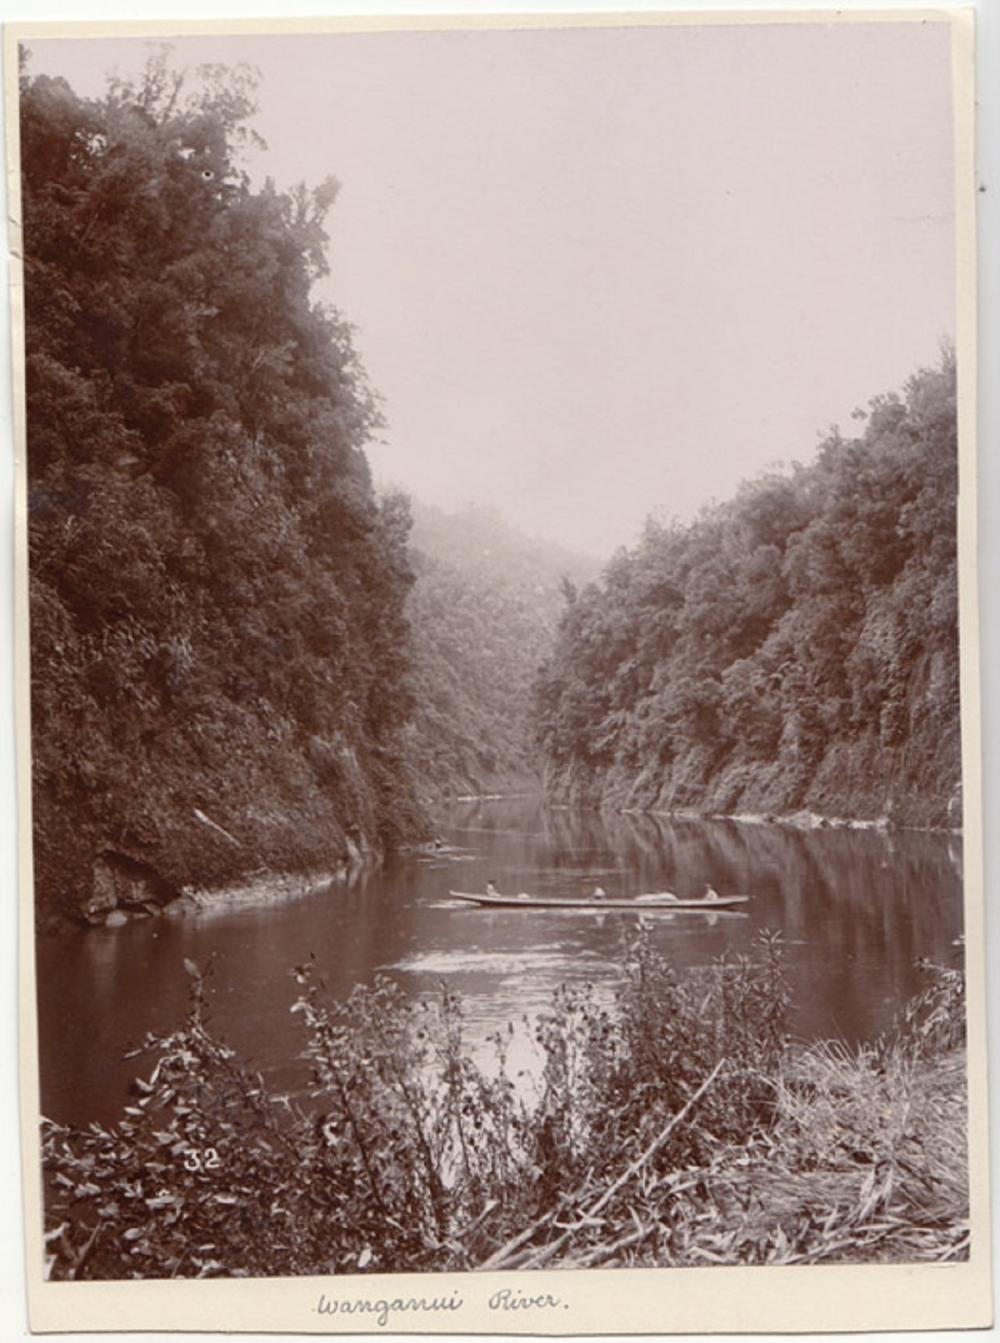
[4,6,990,1334]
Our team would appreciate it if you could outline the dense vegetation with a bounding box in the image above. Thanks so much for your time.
[403,502,597,801]
[20,45,961,943]
[534,359,960,828]
[24,48,969,1289]
[42,935,967,1278]
[21,56,426,925]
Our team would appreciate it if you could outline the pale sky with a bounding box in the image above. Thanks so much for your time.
[24,20,955,557]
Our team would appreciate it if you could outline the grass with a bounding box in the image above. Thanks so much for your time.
[40,932,967,1279]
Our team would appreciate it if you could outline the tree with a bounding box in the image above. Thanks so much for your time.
[533,357,960,826]
[21,53,425,921]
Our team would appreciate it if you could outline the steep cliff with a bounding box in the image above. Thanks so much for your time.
[535,360,960,830]
[22,61,427,926]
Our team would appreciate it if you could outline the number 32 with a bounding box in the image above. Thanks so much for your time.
[183,1147,221,1172]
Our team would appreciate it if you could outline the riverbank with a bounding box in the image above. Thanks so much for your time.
[42,856,379,933]
[543,724,962,832]
[554,800,960,836]
[41,932,967,1279]
[660,806,959,835]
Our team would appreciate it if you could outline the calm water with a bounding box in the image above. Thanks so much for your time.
[36,798,964,1129]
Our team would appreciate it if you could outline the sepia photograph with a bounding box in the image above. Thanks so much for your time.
[6,6,991,1335]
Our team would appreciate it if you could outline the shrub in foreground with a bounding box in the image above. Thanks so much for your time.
[41,934,967,1278]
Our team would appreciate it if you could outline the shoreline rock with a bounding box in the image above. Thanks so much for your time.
[59,833,389,932]
[646,804,956,835]
[178,870,341,915]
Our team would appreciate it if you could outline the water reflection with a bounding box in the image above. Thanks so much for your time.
[36,797,963,1129]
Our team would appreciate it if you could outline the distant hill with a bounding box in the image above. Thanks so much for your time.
[402,501,600,800]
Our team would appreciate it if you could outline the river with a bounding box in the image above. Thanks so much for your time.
[36,798,965,1129]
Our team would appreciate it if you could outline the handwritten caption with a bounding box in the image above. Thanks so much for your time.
[315,1285,567,1328]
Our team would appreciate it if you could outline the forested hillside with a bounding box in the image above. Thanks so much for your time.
[402,501,597,800]
[21,58,426,925]
[534,359,960,829]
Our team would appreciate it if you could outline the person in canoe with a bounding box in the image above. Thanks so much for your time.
[486,880,530,901]
[593,886,608,899]
[704,884,720,902]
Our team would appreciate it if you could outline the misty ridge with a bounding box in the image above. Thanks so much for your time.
[402,498,599,803]
[20,51,959,928]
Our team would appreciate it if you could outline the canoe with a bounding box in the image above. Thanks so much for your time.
[448,890,749,911]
